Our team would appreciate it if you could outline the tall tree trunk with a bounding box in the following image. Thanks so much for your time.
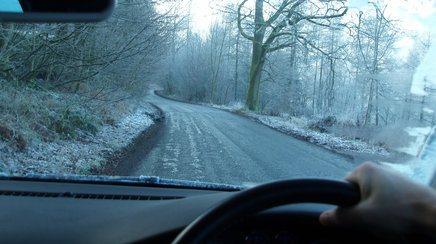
[373,11,380,126]
[318,56,324,116]
[234,32,240,101]
[327,58,335,110]
[313,59,318,114]
[209,24,226,103]
[245,50,266,111]
[364,78,374,127]
[375,79,379,126]
[244,0,265,111]
[167,19,177,95]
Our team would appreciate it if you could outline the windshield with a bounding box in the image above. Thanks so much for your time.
[1,0,436,186]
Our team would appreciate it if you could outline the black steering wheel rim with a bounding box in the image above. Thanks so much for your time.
[172,179,360,244]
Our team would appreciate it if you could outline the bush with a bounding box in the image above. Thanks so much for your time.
[308,116,337,133]
[0,122,26,150]
[0,81,103,144]
[50,108,101,139]
[266,110,281,117]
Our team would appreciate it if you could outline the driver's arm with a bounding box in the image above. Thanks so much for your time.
[320,162,436,238]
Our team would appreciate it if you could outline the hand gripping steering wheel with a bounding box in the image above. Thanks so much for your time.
[172,179,360,244]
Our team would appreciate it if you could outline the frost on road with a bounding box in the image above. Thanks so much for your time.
[128,94,356,185]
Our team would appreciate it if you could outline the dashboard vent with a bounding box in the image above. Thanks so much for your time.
[0,190,183,200]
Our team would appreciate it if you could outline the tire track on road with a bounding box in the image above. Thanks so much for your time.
[127,93,357,185]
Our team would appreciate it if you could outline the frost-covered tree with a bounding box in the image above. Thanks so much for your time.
[351,3,400,126]
[237,0,348,111]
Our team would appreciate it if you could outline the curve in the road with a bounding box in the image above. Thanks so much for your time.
[127,93,357,186]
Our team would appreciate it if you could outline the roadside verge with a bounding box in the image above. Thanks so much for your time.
[1,102,164,176]
[101,104,165,176]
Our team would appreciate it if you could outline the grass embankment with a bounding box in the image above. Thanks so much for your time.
[0,80,157,175]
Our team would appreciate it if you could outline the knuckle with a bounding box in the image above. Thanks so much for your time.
[359,162,376,173]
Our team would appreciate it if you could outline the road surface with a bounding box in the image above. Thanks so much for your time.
[128,93,356,186]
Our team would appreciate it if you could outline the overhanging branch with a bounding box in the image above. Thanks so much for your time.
[238,0,254,41]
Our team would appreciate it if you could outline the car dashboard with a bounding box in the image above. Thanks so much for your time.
[0,178,407,243]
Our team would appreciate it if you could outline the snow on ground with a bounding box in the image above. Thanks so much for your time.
[0,103,159,175]
[208,102,245,112]
[247,113,389,156]
[206,103,390,156]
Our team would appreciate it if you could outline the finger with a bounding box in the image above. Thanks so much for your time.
[344,162,378,193]
[344,162,368,184]
[319,209,337,226]
[319,207,362,227]
[343,171,359,184]
[343,162,374,183]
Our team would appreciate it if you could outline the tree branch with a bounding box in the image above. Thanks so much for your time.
[237,0,254,41]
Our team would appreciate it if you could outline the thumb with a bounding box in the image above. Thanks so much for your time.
[319,207,360,227]
[319,209,338,226]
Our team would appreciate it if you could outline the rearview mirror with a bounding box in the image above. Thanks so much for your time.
[0,0,114,22]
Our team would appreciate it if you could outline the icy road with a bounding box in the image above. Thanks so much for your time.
[128,93,356,185]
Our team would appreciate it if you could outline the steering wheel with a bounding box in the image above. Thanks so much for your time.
[172,179,360,244]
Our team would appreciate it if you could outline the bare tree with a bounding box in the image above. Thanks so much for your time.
[353,3,399,126]
[237,0,348,111]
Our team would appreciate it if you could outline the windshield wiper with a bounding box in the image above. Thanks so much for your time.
[0,174,243,191]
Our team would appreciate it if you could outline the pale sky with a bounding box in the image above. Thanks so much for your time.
[390,0,436,60]
[190,0,217,34]
[0,0,23,12]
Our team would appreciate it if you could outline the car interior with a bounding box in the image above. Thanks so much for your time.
[0,175,415,243]
[1,0,436,243]
[2,174,435,243]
